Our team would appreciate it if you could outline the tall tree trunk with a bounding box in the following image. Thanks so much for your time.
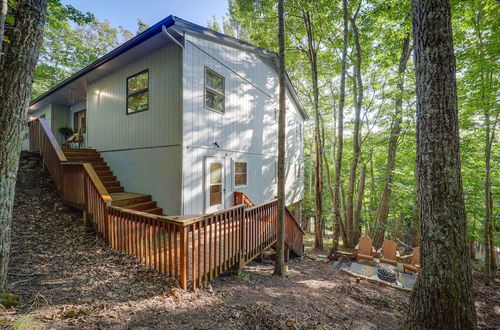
[368,150,376,236]
[353,163,366,243]
[273,0,286,276]
[345,12,363,248]
[331,0,348,253]
[372,34,411,249]
[302,11,323,251]
[0,0,49,296]
[483,104,497,281]
[405,0,477,327]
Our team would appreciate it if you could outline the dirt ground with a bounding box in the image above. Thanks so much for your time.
[1,152,498,329]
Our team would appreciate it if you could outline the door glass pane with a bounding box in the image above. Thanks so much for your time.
[210,185,222,206]
[210,163,222,184]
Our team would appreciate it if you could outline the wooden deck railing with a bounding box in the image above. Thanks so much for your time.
[241,199,278,264]
[28,118,67,189]
[285,207,305,256]
[234,192,304,257]
[28,118,303,290]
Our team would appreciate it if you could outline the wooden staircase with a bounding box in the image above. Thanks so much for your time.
[234,192,305,258]
[62,148,163,215]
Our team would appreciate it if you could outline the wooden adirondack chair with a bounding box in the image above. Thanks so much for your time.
[403,246,421,273]
[380,239,398,266]
[357,236,374,262]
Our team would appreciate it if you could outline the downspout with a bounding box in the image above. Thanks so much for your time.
[162,25,184,49]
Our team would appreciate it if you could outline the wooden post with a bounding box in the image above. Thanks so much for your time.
[236,208,246,273]
[179,225,189,290]
[82,176,91,228]
[293,200,302,226]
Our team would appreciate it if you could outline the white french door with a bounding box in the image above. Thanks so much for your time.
[205,157,225,213]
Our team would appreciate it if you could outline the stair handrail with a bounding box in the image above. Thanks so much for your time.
[82,163,112,202]
[234,192,305,235]
[36,118,67,162]
[285,206,306,234]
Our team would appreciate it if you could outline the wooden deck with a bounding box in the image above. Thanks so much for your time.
[28,118,304,290]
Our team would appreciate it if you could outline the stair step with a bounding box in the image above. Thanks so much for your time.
[125,201,157,211]
[92,165,110,171]
[67,158,104,163]
[99,175,117,182]
[103,181,121,188]
[64,152,101,158]
[107,186,124,193]
[144,207,162,215]
[111,193,152,206]
[91,162,107,167]
[95,170,112,176]
[62,148,97,153]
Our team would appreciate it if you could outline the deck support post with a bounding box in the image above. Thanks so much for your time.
[82,176,92,228]
[179,225,189,290]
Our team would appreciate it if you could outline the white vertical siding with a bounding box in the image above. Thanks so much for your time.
[51,104,71,145]
[182,32,304,214]
[87,44,183,151]
[85,43,184,212]
[31,105,52,128]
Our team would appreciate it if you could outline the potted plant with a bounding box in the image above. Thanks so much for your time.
[58,126,73,147]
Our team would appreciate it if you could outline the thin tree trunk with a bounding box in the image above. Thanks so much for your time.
[307,133,314,198]
[483,103,497,281]
[405,0,477,327]
[368,150,376,236]
[0,0,49,296]
[302,11,323,251]
[273,0,286,276]
[372,34,411,249]
[331,0,348,254]
[0,0,7,58]
[345,12,363,248]
[353,163,366,244]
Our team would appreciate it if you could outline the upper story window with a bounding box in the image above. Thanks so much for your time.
[127,70,149,114]
[234,161,247,187]
[205,67,225,113]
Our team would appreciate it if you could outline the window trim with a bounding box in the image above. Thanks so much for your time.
[204,66,225,114]
[296,120,303,142]
[233,160,248,188]
[126,69,149,115]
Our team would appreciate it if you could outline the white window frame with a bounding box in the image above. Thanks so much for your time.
[204,67,225,114]
[205,157,225,213]
[296,120,303,142]
[233,160,248,188]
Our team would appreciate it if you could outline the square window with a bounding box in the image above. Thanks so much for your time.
[205,68,225,113]
[127,70,149,114]
[234,161,247,187]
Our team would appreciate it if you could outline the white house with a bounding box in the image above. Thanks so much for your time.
[28,16,307,216]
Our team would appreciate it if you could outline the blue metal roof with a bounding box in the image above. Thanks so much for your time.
[30,15,308,119]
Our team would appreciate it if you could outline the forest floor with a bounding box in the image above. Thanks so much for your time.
[1,152,499,329]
